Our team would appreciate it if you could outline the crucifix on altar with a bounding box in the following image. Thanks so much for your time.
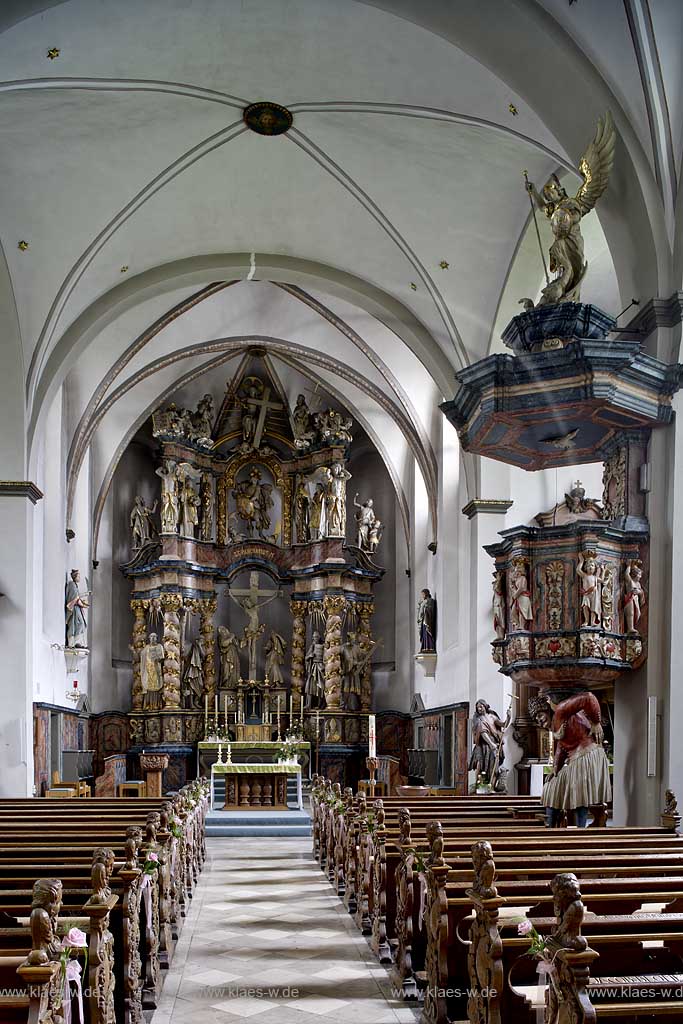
[229,570,280,679]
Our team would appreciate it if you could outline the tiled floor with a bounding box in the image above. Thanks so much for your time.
[151,837,421,1023]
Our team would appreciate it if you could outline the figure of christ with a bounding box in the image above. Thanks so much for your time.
[228,571,280,679]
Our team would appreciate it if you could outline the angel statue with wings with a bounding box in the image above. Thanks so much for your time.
[524,112,616,306]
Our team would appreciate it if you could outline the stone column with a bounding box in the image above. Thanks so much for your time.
[358,602,375,712]
[199,596,217,700]
[323,595,346,709]
[160,593,183,709]
[290,600,307,701]
[130,598,148,711]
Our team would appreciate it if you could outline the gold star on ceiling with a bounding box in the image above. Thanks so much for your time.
[17,240,29,251]
[439,260,449,270]
[508,103,519,116]
[47,47,60,60]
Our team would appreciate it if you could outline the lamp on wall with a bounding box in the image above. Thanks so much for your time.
[65,679,79,704]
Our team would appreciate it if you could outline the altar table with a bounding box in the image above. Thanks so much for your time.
[211,762,303,811]
[198,740,311,778]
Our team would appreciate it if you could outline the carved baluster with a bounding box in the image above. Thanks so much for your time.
[118,827,145,1024]
[290,600,307,702]
[130,599,148,711]
[393,808,419,998]
[200,596,217,701]
[422,822,449,1024]
[140,816,161,1008]
[358,602,375,712]
[85,852,118,1024]
[543,873,599,1024]
[323,595,346,709]
[17,878,64,1024]
[466,840,504,1024]
[370,799,392,963]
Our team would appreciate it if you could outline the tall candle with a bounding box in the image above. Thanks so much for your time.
[277,694,281,733]
[300,695,304,724]
[204,695,208,734]
[224,693,228,729]
[368,714,376,758]
[289,693,293,725]
[214,694,218,721]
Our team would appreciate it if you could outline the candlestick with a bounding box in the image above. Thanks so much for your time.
[300,695,304,725]
[204,695,208,735]
[224,693,228,730]
[215,694,218,721]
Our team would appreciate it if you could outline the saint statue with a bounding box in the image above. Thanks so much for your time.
[292,394,316,448]
[523,112,615,306]
[353,494,377,551]
[65,569,89,648]
[417,589,436,652]
[155,460,179,533]
[304,630,325,708]
[193,394,214,440]
[468,700,511,788]
[140,632,165,710]
[130,495,158,549]
[368,518,383,554]
[530,691,611,828]
[232,466,274,539]
[199,473,213,542]
[310,482,326,540]
[217,626,241,688]
[340,631,374,712]
[509,560,533,630]
[623,560,645,635]
[315,407,353,445]
[295,481,311,543]
[182,637,205,709]
[492,571,506,640]
[327,462,352,537]
[238,378,263,448]
[177,464,201,538]
[577,551,603,627]
[264,631,287,685]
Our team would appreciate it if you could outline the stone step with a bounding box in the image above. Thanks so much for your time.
[207,824,312,837]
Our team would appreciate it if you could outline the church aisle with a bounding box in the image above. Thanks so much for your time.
[151,837,421,1024]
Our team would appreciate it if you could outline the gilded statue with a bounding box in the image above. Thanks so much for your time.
[524,112,616,306]
[130,495,158,549]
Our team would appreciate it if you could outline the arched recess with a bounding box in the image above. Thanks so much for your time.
[28,252,455,456]
[88,337,424,561]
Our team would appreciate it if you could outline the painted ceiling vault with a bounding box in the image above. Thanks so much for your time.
[0,0,680,544]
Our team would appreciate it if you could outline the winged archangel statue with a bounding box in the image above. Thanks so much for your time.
[523,112,616,307]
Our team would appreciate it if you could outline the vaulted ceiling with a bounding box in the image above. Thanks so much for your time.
[0,0,678,541]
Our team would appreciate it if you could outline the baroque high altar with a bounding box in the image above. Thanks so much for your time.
[121,350,383,782]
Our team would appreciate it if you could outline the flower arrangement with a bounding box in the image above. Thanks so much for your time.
[168,817,183,839]
[55,926,88,1011]
[276,731,301,763]
[517,918,548,958]
[142,850,160,876]
[205,724,231,741]
[476,772,492,793]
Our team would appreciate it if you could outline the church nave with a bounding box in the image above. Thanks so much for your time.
[151,837,420,1024]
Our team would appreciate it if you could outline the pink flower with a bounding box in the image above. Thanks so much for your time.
[63,927,87,948]
[148,852,159,862]
[518,920,533,936]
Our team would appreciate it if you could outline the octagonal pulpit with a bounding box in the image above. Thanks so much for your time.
[139,752,170,798]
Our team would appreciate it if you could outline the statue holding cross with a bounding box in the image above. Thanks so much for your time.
[228,571,281,679]
[237,377,283,451]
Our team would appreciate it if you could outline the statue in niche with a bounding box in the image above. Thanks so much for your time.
[509,559,533,630]
[199,472,213,542]
[492,571,506,640]
[229,572,280,679]
[140,633,165,710]
[304,630,325,708]
[292,394,316,449]
[264,631,287,685]
[353,494,380,552]
[130,495,158,549]
[295,480,311,542]
[182,637,205,708]
[218,626,241,688]
[232,466,274,539]
[417,588,437,652]
[577,550,604,627]
[327,462,352,537]
[156,459,179,533]
[468,700,510,788]
[310,482,327,540]
[623,559,645,634]
[315,407,353,445]
[178,463,201,537]
[341,631,374,712]
[65,568,89,648]
[522,112,615,306]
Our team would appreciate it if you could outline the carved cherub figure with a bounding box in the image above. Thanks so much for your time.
[471,840,498,900]
[124,826,143,872]
[426,820,444,866]
[27,877,63,965]
[91,847,116,904]
[665,790,678,816]
[398,806,412,846]
[550,872,587,952]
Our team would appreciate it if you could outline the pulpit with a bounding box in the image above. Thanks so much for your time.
[139,752,169,797]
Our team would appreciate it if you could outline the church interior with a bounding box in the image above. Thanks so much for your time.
[2,1,683,1021]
